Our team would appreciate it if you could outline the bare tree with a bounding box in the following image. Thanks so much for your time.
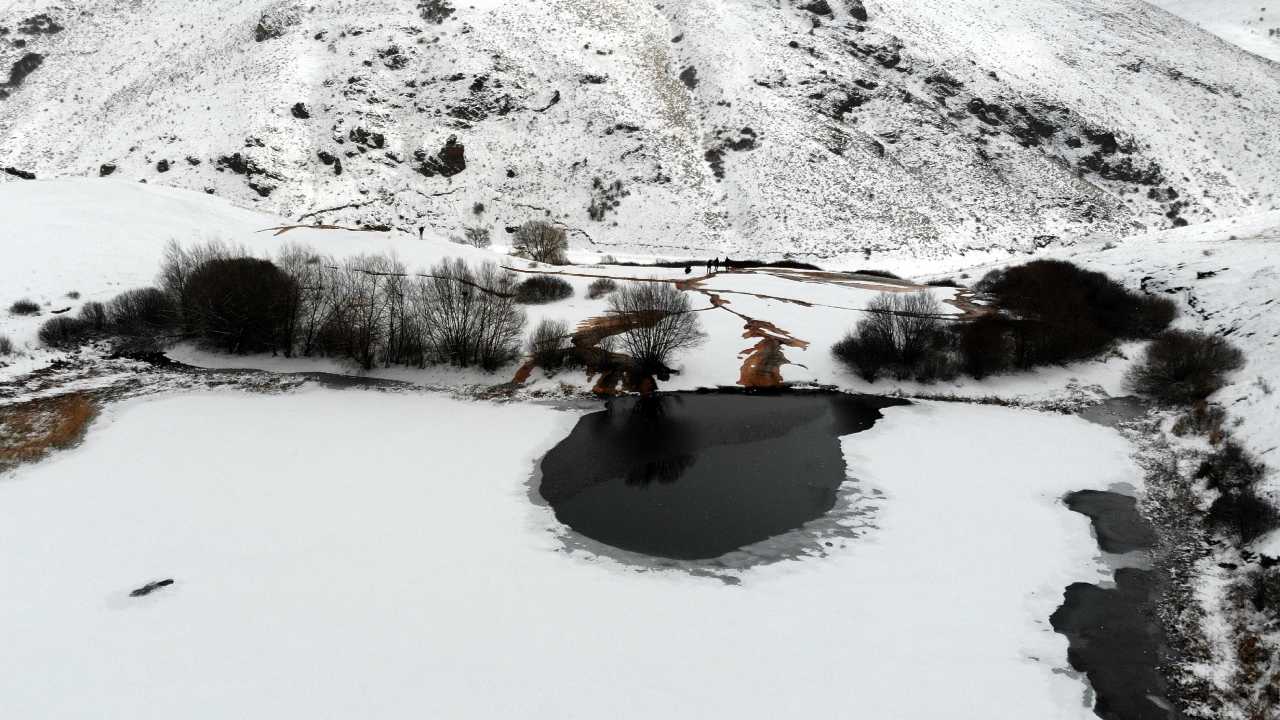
[410,259,525,369]
[527,318,571,372]
[607,282,704,372]
[512,221,568,264]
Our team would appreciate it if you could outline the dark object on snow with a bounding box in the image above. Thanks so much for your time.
[799,0,833,16]
[846,0,869,21]
[415,135,466,177]
[129,578,175,597]
[1,52,44,96]
[156,159,170,173]
[99,163,117,177]
[3,165,36,180]
[291,101,310,119]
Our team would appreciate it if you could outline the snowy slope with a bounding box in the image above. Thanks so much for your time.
[1147,0,1280,62]
[2,1,1279,259]
[0,389,1137,719]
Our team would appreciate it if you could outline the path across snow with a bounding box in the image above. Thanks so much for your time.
[0,389,1139,718]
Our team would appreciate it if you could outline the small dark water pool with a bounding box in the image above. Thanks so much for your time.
[538,392,905,560]
[1052,490,1183,720]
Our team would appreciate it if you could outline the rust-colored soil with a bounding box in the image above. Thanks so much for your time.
[261,223,381,236]
[505,265,985,391]
[0,392,98,470]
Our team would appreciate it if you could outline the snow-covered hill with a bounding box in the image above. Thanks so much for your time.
[2,0,1279,259]
[1148,0,1280,63]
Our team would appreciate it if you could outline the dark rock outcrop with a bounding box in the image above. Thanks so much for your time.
[415,135,466,177]
[99,163,117,177]
[291,102,310,119]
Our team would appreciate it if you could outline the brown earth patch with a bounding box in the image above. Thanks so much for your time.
[0,392,98,471]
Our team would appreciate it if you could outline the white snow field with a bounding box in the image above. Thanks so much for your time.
[0,178,965,391]
[1148,0,1280,62]
[0,389,1136,719]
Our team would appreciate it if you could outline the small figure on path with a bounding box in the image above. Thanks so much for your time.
[417,226,425,240]
[684,264,692,274]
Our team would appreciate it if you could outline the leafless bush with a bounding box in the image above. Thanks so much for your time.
[276,245,342,358]
[182,257,298,354]
[1206,487,1280,545]
[410,259,525,370]
[512,221,568,264]
[158,239,243,306]
[1126,330,1245,405]
[38,316,92,348]
[587,277,618,299]
[78,302,108,331]
[607,282,704,372]
[0,334,13,355]
[515,275,573,304]
[108,288,177,335]
[832,291,949,381]
[527,318,571,372]
[1195,442,1266,493]
[462,226,491,248]
[8,298,39,316]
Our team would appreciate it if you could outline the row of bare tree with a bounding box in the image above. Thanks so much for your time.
[161,241,525,370]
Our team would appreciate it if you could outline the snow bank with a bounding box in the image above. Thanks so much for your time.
[0,389,1138,718]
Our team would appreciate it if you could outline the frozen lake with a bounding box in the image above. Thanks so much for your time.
[0,388,1139,719]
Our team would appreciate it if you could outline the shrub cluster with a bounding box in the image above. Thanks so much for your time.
[8,298,40,316]
[527,319,572,373]
[1196,442,1278,545]
[1126,329,1245,405]
[832,260,1178,384]
[514,275,573,304]
[606,282,704,374]
[36,289,176,350]
[971,260,1177,370]
[0,334,13,356]
[512,221,568,265]
[587,277,618,299]
[833,292,952,382]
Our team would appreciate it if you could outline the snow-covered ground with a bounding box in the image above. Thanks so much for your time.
[0,388,1137,718]
[1148,0,1280,62]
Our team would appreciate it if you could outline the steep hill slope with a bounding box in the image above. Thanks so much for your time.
[1147,0,1280,62]
[2,0,1278,259]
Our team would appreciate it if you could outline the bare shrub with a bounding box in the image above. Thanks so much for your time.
[78,302,108,331]
[108,288,177,336]
[65,291,81,300]
[183,257,298,354]
[1206,487,1280,545]
[276,246,341,358]
[515,275,573,304]
[607,282,704,372]
[8,298,40,316]
[0,335,13,355]
[587,277,618,299]
[832,291,949,381]
[956,315,1014,379]
[158,239,242,306]
[980,259,1177,368]
[418,0,455,23]
[327,255,401,369]
[1195,442,1266,493]
[512,221,568,264]
[462,226,491,248]
[410,259,525,370]
[1126,329,1245,405]
[38,316,92,348]
[527,319,571,372]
